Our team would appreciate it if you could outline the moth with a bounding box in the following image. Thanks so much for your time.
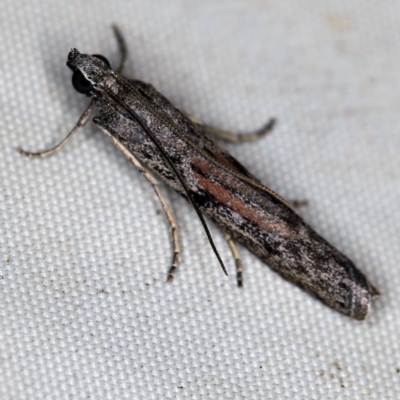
[18,27,379,320]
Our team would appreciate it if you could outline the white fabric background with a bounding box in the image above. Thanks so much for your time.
[1,1,399,398]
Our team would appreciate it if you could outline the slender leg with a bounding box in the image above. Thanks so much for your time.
[187,115,309,209]
[112,25,128,74]
[290,199,309,208]
[17,101,94,158]
[224,233,244,287]
[189,116,276,143]
[105,134,181,283]
[155,186,180,283]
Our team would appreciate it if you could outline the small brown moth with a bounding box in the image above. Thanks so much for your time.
[18,27,379,320]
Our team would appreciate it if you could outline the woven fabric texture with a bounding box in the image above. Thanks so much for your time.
[1,1,399,398]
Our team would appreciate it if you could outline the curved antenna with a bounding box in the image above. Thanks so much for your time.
[113,73,295,212]
[103,87,228,277]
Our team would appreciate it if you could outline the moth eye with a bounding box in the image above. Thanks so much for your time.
[92,54,111,67]
[72,70,93,94]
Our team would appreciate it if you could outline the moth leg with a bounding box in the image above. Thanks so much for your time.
[17,101,94,158]
[103,134,181,283]
[153,182,180,283]
[112,25,128,74]
[289,199,309,208]
[224,233,244,287]
[190,116,276,143]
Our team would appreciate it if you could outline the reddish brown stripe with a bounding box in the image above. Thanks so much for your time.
[192,160,293,238]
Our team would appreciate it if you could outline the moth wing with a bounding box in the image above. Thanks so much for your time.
[129,79,264,185]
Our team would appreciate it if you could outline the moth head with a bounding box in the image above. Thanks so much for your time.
[67,49,111,95]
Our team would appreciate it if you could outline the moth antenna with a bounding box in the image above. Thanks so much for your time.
[113,74,294,212]
[111,25,128,74]
[103,87,228,277]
